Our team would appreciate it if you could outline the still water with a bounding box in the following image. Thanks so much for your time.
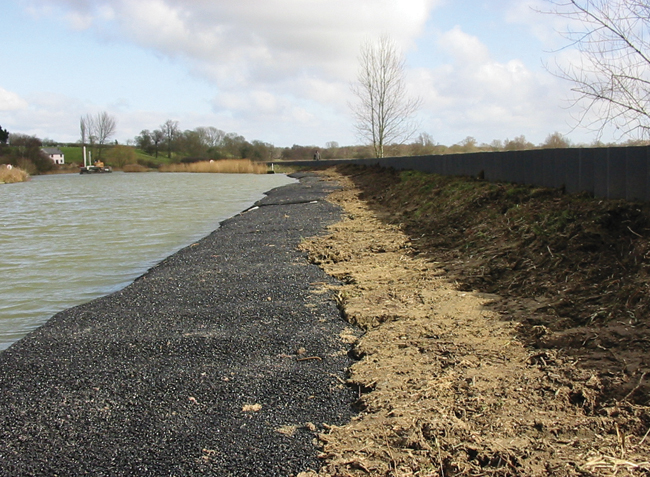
[0,171,295,351]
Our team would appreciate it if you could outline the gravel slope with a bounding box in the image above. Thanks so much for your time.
[0,172,358,476]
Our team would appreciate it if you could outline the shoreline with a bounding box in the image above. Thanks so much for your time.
[0,172,359,476]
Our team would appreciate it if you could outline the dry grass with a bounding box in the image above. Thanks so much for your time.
[160,159,268,174]
[0,166,29,183]
[122,163,150,173]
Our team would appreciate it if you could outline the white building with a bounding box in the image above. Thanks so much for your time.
[41,147,65,165]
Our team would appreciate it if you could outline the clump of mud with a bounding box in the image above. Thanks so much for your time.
[298,166,650,477]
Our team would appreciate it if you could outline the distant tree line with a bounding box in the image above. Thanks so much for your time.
[4,115,649,175]
[134,121,275,163]
[356,131,650,158]
[133,120,620,165]
[132,122,625,163]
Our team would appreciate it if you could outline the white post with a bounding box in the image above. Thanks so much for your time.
[83,146,87,167]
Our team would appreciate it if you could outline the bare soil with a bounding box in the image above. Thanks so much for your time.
[298,165,650,476]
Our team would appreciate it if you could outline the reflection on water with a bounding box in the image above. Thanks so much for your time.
[0,171,294,351]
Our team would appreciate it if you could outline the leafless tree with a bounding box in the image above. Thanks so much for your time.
[80,116,89,146]
[95,112,116,146]
[161,120,179,159]
[541,131,572,148]
[196,126,226,148]
[152,129,164,158]
[80,112,116,161]
[351,35,421,158]
[504,135,535,151]
[94,112,117,160]
[325,141,339,149]
[546,0,650,138]
[81,114,96,146]
[80,115,91,165]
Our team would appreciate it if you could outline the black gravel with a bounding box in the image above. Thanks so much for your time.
[0,173,359,476]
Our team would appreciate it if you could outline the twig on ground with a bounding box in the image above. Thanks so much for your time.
[436,437,445,477]
[638,426,650,447]
[582,455,650,472]
[628,226,643,238]
[624,372,647,402]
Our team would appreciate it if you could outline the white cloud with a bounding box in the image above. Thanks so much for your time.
[504,0,583,50]
[65,11,94,30]
[31,0,439,86]
[412,26,570,144]
[0,87,28,111]
[12,0,609,147]
[0,92,83,141]
[26,0,114,30]
[438,26,490,64]
[19,0,439,146]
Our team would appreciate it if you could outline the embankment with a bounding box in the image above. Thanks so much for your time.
[299,165,650,477]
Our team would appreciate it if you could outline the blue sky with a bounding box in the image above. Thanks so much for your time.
[0,0,616,148]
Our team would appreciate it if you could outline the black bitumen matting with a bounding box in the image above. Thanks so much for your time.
[0,173,359,476]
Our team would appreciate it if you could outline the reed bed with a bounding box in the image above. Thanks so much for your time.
[122,163,150,173]
[160,159,268,174]
[0,166,29,184]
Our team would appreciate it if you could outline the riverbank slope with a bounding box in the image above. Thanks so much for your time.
[300,166,650,476]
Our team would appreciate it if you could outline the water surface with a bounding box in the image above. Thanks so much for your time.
[0,172,295,351]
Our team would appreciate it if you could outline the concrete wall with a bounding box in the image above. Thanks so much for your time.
[282,146,650,202]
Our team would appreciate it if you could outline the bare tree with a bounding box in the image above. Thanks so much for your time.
[161,120,179,159]
[80,112,116,162]
[81,114,96,145]
[80,116,88,147]
[94,112,117,160]
[196,126,226,148]
[504,135,534,151]
[541,131,572,148]
[80,115,90,166]
[325,141,339,149]
[547,0,650,138]
[152,129,164,158]
[351,35,420,158]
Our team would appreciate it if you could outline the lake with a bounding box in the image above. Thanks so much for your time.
[0,171,295,351]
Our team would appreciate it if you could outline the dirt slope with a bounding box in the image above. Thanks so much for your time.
[298,166,650,477]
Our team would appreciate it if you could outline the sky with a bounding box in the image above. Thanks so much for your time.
[0,0,619,148]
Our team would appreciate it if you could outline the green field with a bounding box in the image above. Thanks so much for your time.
[59,147,84,165]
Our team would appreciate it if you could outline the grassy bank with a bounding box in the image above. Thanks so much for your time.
[160,159,268,174]
[0,166,29,183]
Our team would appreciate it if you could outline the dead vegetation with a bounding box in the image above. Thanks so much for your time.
[159,159,268,174]
[298,166,650,477]
[0,165,29,183]
[122,163,150,172]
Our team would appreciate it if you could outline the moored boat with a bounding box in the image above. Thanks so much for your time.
[80,161,112,174]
